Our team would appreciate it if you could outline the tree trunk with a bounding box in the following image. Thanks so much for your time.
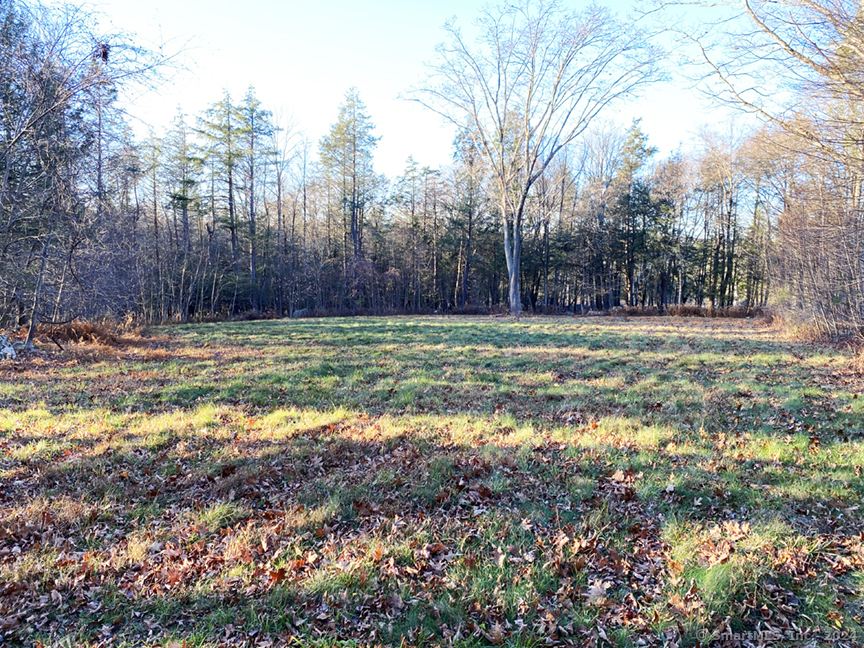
[25,234,53,349]
[502,208,522,315]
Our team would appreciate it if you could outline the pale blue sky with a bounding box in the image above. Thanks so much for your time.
[94,0,730,177]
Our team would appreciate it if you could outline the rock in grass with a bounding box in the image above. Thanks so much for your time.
[0,334,18,360]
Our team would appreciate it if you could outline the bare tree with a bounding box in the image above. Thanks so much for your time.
[268,108,300,316]
[0,0,176,340]
[656,0,864,166]
[409,0,662,314]
[659,0,864,333]
[1,1,174,171]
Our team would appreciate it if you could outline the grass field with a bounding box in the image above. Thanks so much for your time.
[1,316,863,647]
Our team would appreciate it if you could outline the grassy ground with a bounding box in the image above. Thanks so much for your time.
[0,316,862,648]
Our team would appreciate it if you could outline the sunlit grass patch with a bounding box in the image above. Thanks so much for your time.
[196,501,246,533]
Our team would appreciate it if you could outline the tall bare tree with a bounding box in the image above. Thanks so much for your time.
[409,0,662,314]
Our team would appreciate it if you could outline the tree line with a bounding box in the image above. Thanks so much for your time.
[1,0,861,337]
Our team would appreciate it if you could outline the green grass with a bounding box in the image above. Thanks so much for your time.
[0,315,862,647]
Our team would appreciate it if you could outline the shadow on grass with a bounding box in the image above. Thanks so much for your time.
[0,405,861,646]
[1,317,862,646]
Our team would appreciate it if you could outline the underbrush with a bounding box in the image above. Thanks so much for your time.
[0,319,173,365]
[611,304,764,318]
[38,321,129,346]
[852,343,864,376]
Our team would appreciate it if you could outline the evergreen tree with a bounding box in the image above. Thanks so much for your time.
[198,92,244,311]
[319,88,379,264]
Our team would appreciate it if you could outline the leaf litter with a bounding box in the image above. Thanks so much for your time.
[0,316,862,646]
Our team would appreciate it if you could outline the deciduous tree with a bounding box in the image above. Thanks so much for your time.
[410,0,662,314]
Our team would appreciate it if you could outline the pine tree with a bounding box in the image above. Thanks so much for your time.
[319,88,379,265]
[198,92,243,312]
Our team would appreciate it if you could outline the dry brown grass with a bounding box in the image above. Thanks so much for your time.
[852,343,864,376]
[665,304,704,317]
[764,310,830,341]
[608,304,763,318]
[39,321,128,346]
[665,304,763,318]
[0,320,174,366]
[613,305,661,317]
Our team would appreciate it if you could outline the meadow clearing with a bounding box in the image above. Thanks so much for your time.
[0,316,862,647]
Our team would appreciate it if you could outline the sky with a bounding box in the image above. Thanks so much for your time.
[92,0,732,179]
